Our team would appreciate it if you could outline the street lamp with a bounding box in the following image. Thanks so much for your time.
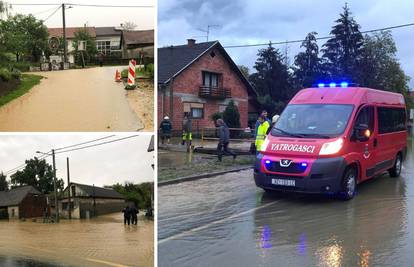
[36,149,59,223]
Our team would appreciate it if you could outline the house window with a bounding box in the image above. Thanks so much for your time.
[96,40,111,55]
[202,71,220,88]
[184,103,204,119]
[191,107,204,119]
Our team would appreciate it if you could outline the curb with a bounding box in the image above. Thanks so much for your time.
[158,166,253,186]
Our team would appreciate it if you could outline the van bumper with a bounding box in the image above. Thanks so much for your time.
[254,156,347,194]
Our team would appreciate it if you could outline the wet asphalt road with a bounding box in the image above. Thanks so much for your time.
[158,140,414,267]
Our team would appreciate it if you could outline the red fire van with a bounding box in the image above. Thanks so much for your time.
[254,84,408,200]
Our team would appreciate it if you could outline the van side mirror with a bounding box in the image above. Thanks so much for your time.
[354,124,370,142]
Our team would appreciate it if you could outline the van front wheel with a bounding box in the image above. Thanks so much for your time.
[389,154,402,178]
[339,167,357,200]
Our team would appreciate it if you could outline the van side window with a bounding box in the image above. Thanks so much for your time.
[378,107,406,134]
[355,106,374,132]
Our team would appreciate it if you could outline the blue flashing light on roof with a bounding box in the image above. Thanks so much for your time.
[317,83,325,88]
[329,82,336,88]
[340,82,349,88]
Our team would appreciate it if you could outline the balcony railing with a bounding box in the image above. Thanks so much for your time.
[199,86,231,99]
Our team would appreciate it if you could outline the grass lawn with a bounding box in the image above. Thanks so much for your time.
[158,154,255,182]
[0,74,42,107]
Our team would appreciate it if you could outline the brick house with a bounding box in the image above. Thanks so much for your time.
[158,39,258,134]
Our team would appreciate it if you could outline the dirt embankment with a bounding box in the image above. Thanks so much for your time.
[126,79,154,132]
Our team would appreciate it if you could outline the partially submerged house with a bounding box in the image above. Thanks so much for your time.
[0,186,47,220]
[158,39,258,133]
[59,182,126,219]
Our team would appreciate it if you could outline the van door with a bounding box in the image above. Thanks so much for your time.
[352,105,377,181]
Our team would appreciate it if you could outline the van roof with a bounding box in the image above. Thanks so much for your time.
[290,87,405,106]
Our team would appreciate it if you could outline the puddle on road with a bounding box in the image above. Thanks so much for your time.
[0,213,153,267]
[0,67,143,131]
[159,140,414,267]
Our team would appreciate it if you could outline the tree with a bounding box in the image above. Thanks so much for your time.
[358,31,412,108]
[121,21,137,31]
[72,28,97,65]
[112,182,153,209]
[0,172,8,191]
[0,14,48,62]
[238,65,249,79]
[321,4,364,82]
[249,44,293,103]
[0,1,11,19]
[9,157,64,194]
[222,100,241,137]
[293,32,322,88]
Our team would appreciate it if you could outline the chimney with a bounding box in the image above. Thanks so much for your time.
[187,39,196,47]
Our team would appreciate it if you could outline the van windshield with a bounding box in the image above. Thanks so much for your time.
[271,104,354,138]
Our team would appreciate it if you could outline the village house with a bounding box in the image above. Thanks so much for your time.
[121,30,155,61]
[47,26,154,65]
[59,182,126,219]
[0,186,47,220]
[48,26,96,64]
[158,39,258,134]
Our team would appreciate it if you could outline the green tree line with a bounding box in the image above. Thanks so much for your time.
[245,4,413,115]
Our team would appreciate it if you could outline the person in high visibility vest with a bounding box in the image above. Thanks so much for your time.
[182,114,192,150]
[255,115,270,152]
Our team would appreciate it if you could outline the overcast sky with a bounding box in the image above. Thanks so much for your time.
[8,0,154,29]
[0,134,154,188]
[158,0,414,89]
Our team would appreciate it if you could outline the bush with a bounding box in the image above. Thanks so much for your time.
[11,69,21,79]
[0,68,12,82]
[211,112,222,124]
[223,100,241,137]
[121,69,128,79]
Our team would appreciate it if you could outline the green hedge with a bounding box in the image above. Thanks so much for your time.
[0,68,12,82]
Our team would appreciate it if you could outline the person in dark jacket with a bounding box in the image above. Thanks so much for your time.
[216,119,237,161]
[131,207,139,225]
[122,206,131,225]
[182,114,192,150]
[159,116,172,144]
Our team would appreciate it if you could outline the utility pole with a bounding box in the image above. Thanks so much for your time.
[62,3,67,63]
[66,157,71,220]
[52,149,59,223]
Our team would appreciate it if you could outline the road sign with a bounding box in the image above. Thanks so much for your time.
[49,37,60,53]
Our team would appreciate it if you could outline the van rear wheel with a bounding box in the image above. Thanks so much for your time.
[339,167,357,200]
[389,154,402,178]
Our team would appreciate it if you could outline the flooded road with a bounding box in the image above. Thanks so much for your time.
[0,67,143,131]
[158,140,414,267]
[0,213,153,267]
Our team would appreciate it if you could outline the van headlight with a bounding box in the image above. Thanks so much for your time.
[319,138,344,155]
[261,138,270,151]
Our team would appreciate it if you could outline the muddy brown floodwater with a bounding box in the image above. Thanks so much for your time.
[0,67,146,131]
[0,213,153,267]
[159,140,414,267]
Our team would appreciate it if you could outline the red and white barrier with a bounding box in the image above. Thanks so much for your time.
[127,59,136,86]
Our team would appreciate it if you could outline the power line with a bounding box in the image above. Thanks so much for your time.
[223,22,414,49]
[42,5,61,22]
[54,135,116,151]
[32,6,60,15]
[10,3,154,8]
[9,3,59,6]
[3,153,50,176]
[54,135,140,155]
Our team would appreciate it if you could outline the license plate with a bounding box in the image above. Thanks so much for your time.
[271,178,295,187]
